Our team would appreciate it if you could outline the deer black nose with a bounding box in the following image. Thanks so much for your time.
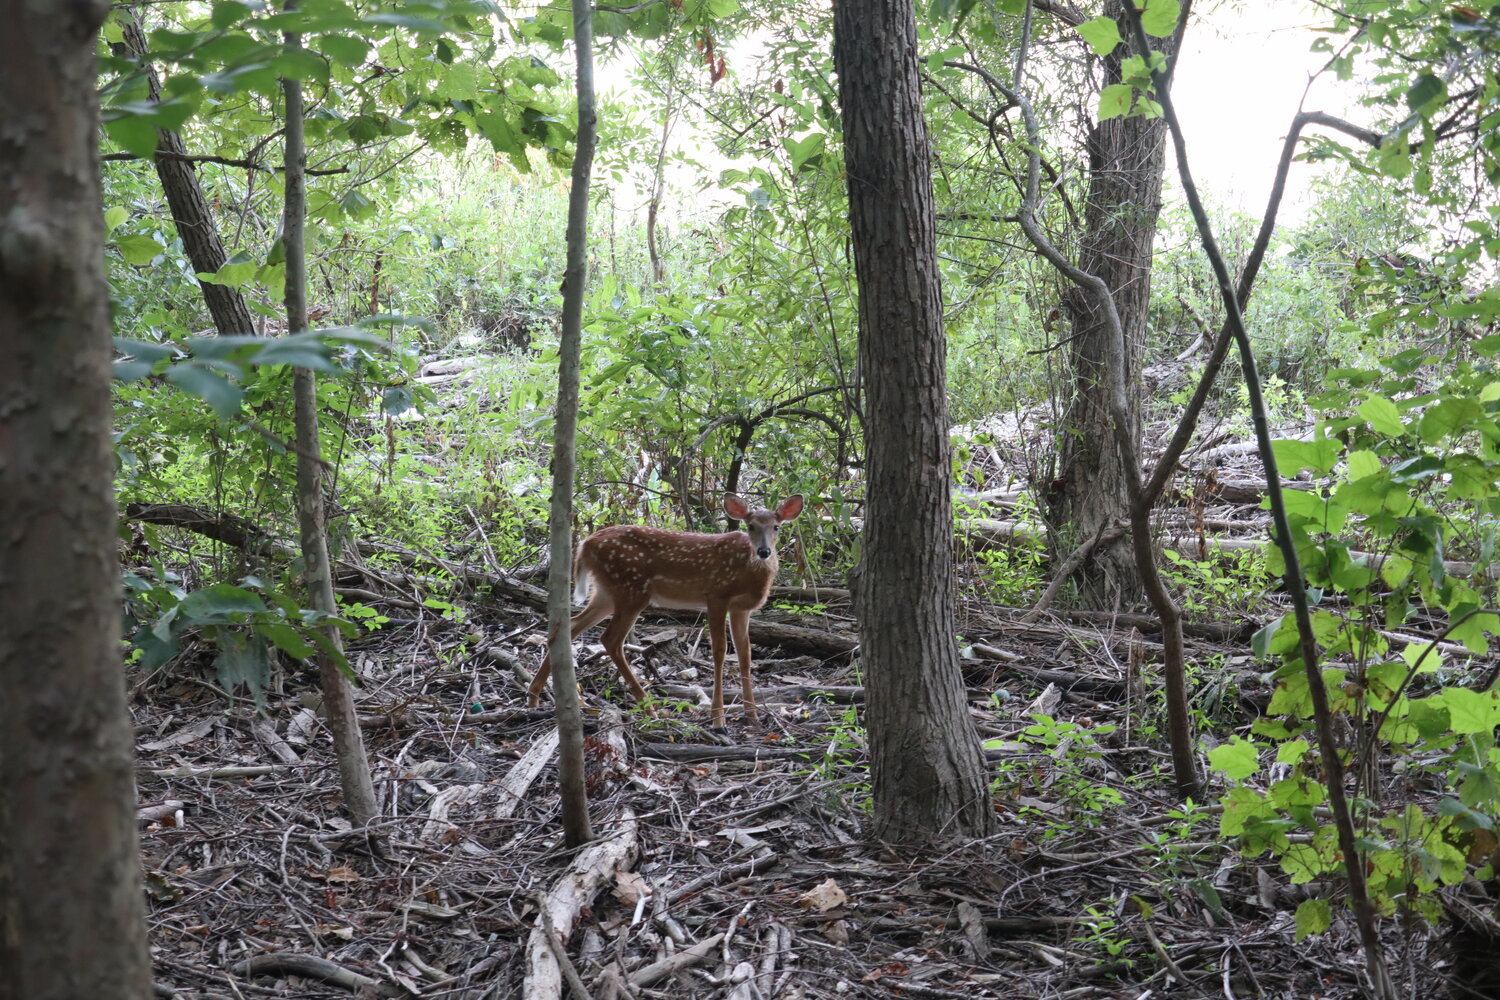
[756,546,771,559]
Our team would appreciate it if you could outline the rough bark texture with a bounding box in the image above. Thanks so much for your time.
[119,8,256,335]
[1050,0,1182,607]
[0,2,155,996]
[283,22,378,830]
[833,0,998,842]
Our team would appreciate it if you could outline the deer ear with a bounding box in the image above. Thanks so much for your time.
[776,495,804,522]
[723,493,750,520]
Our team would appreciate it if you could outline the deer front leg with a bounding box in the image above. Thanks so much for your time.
[729,609,758,724]
[706,602,730,729]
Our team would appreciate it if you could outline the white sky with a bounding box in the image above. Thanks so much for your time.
[1169,2,1358,219]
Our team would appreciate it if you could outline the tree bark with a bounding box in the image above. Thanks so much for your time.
[545,0,597,850]
[282,8,379,830]
[0,2,155,996]
[833,0,998,842]
[1050,0,1185,606]
[118,7,256,335]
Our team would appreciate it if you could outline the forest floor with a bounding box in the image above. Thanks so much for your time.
[132,582,1453,1000]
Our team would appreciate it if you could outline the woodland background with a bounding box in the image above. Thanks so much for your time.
[3,0,1500,998]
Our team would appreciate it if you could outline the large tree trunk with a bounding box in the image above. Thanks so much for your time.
[118,7,256,335]
[833,0,997,843]
[1050,0,1184,607]
[0,3,155,997]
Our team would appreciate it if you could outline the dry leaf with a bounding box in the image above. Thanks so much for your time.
[613,870,651,906]
[796,878,847,912]
[324,866,361,883]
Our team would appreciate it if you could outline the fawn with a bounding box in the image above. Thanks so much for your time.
[528,493,804,727]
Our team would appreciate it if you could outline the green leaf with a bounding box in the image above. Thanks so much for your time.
[115,234,165,266]
[1438,688,1500,735]
[315,34,369,68]
[1077,16,1122,55]
[435,63,480,100]
[258,622,316,659]
[164,365,244,419]
[1097,83,1133,120]
[1294,898,1331,941]
[1137,0,1181,37]
[104,206,128,235]
[214,631,271,708]
[1272,437,1341,475]
[1207,736,1259,780]
[1407,73,1445,111]
[1274,739,1310,765]
[179,583,268,620]
[1358,395,1406,437]
[105,115,160,159]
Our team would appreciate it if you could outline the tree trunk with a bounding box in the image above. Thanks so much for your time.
[1050,0,1184,607]
[118,8,256,335]
[833,0,998,843]
[545,0,598,850]
[282,9,379,831]
[0,3,155,997]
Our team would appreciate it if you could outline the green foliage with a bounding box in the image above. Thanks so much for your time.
[1222,336,1500,929]
[124,571,356,708]
[992,715,1125,827]
[1160,546,1270,619]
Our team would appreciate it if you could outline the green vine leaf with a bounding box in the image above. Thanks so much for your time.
[1077,16,1122,56]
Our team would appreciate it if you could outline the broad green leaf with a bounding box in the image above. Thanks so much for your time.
[1407,73,1445,111]
[1295,898,1331,941]
[1358,395,1406,437]
[214,631,271,708]
[1275,739,1310,765]
[436,63,480,100]
[1345,449,1381,480]
[104,206,128,235]
[1138,0,1181,37]
[105,115,160,159]
[1098,83,1133,120]
[1418,396,1482,444]
[316,34,369,68]
[115,234,164,266]
[1272,437,1341,475]
[1077,16,1122,55]
[164,365,244,419]
[258,622,316,659]
[1207,736,1259,780]
[1438,688,1500,735]
[179,583,268,619]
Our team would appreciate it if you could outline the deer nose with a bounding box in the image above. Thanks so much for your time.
[756,545,772,559]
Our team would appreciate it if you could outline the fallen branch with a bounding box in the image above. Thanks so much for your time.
[523,809,639,1000]
[233,953,400,996]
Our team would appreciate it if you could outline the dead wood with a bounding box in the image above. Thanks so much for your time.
[524,809,639,1000]
[232,953,402,996]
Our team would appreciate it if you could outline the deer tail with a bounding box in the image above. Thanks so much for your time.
[572,542,591,604]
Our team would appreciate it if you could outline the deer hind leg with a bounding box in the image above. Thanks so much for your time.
[598,595,651,706]
[706,602,730,729]
[527,595,615,706]
[729,609,759,724]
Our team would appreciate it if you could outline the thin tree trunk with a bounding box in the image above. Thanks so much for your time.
[833,0,997,843]
[546,0,599,849]
[0,2,154,995]
[282,6,378,830]
[118,7,256,335]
